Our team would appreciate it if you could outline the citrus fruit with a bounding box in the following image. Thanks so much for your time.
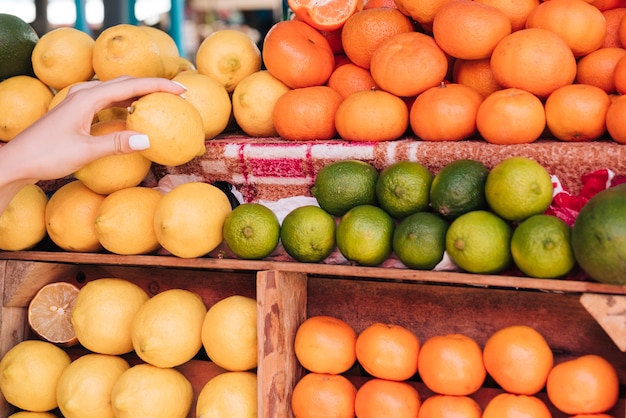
[355,322,420,381]
[223,202,280,260]
[196,371,258,418]
[354,378,421,418]
[417,394,482,418]
[27,281,79,347]
[311,160,379,216]
[452,58,502,99]
[417,333,486,396]
[474,0,540,32]
[576,47,626,94]
[336,204,395,266]
[445,210,512,274]
[201,295,257,372]
[131,288,207,368]
[8,412,58,418]
[0,13,38,80]
[393,211,449,270]
[153,181,232,258]
[606,94,626,143]
[56,353,130,418]
[602,7,626,48]
[111,363,193,418]
[482,393,552,418]
[70,277,149,355]
[141,26,180,80]
[280,205,336,263]
[291,372,357,418]
[483,325,554,395]
[511,214,576,279]
[430,159,489,221]
[0,184,48,251]
[0,75,53,142]
[485,157,554,222]
[294,315,357,374]
[327,63,378,99]
[572,184,626,285]
[0,340,71,412]
[288,0,360,30]
[375,160,433,219]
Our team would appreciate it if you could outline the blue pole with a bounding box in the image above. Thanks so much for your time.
[74,0,91,35]
[169,0,185,56]
[127,0,138,25]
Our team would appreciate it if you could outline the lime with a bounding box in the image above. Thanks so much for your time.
[223,203,280,259]
[430,159,489,220]
[0,14,38,81]
[572,184,626,285]
[485,157,554,222]
[446,210,513,274]
[336,205,394,266]
[376,160,433,219]
[311,160,379,216]
[280,205,336,263]
[393,211,449,270]
[511,214,576,279]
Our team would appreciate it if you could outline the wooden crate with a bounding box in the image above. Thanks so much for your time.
[0,251,625,417]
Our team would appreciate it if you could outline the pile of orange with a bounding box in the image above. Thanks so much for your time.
[290,317,621,418]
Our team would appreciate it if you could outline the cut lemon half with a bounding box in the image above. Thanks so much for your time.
[28,282,80,347]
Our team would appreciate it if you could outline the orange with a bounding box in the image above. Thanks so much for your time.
[546,354,620,415]
[482,393,552,418]
[410,82,483,142]
[327,62,378,99]
[272,85,343,141]
[393,0,456,32]
[335,89,409,141]
[544,83,611,142]
[613,53,626,94]
[619,8,626,47]
[452,58,502,99]
[576,47,626,94]
[417,395,482,418]
[355,322,420,381]
[474,0,540,31]
[363,0,398,9]
[571,415,616,418]
[354,378,421,418]
[318,26,344,55]
[432,0,512,60]
[476,88,546,144]
[525,0,607,57]
[288,0,360,31]
[294,315,357,375]
[417,333,486,396]
[341,8,414,69]
[602,8,626,48]
[606,94,626,143]
[291,372,357,418]
[370,31,449,97]
[490,28,577,98]
[482,325,554,395]
[262,20,335,89]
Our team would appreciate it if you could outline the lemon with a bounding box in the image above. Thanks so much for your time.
[376,160,433,219]
[223,203,280,260]
[56,353,130,418]
[9,412,58,418]
[0,75,53,142]
[154,181,233,258]
[280,205,336,263]
[131,289,207,368]
[336,204,395,266]
[196,371,258,418]
[71,278,149,355]
[202,295,257,372]
[511,214,576,279]
[47,81,88,111]
[0,184,48,251]
[141,26,180,80]
[0,340,71,412]
[311,160,379,216]
[111,363,193,418]
[27,281,79,347]
[0,13,38,81]
[485,157,554,222]
[393,211,450,270]
[94,186,163,255]
[446,210,513,274]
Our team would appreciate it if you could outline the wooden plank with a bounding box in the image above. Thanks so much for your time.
[580,293,626,352]
[3,260,79,307]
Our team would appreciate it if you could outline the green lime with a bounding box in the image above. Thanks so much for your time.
[393,211,449,270]
[430,159,489,221]
[511,214,575,279]
[375,160,433,219]
[311,160,379,216]
[280,205,336,263]
[223,203,280,260]
[446,210,512,274]
[485,157,554,222]
[336,205,394,266]
[0,14,39,81]
[572,183,626,285]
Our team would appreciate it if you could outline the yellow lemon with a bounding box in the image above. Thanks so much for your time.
[9,412,59,418]
[0,340,71,412]
[0,75,53,142]
[140,26,180,79]
[93,106,128,123]
[47,81,89,111]
[56,353,130,418]
[154,181,232,258]
[196,371,258,418]
[70,278,149,355]
[0,184,48,251]
[27,281,79,347]
[175,56,196,75]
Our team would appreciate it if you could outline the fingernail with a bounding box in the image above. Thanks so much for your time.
[172,80,187,90]
[129,134,150,150]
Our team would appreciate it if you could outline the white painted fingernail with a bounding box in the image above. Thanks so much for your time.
[172,80,187,90]
[129,134,150,150]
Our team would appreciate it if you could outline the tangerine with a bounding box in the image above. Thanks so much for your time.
[474,0,540,32]
[417,394,482,418]
[291,372,357,418]
[327,62,378,99]
[354,378,421,418]
[576,47,626,94]
[605,94,626,143]
[452,58,502,99]
[482,393,552,418]
[288,0,360,31]
[601,7,626,48]
[613,53,626,94]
